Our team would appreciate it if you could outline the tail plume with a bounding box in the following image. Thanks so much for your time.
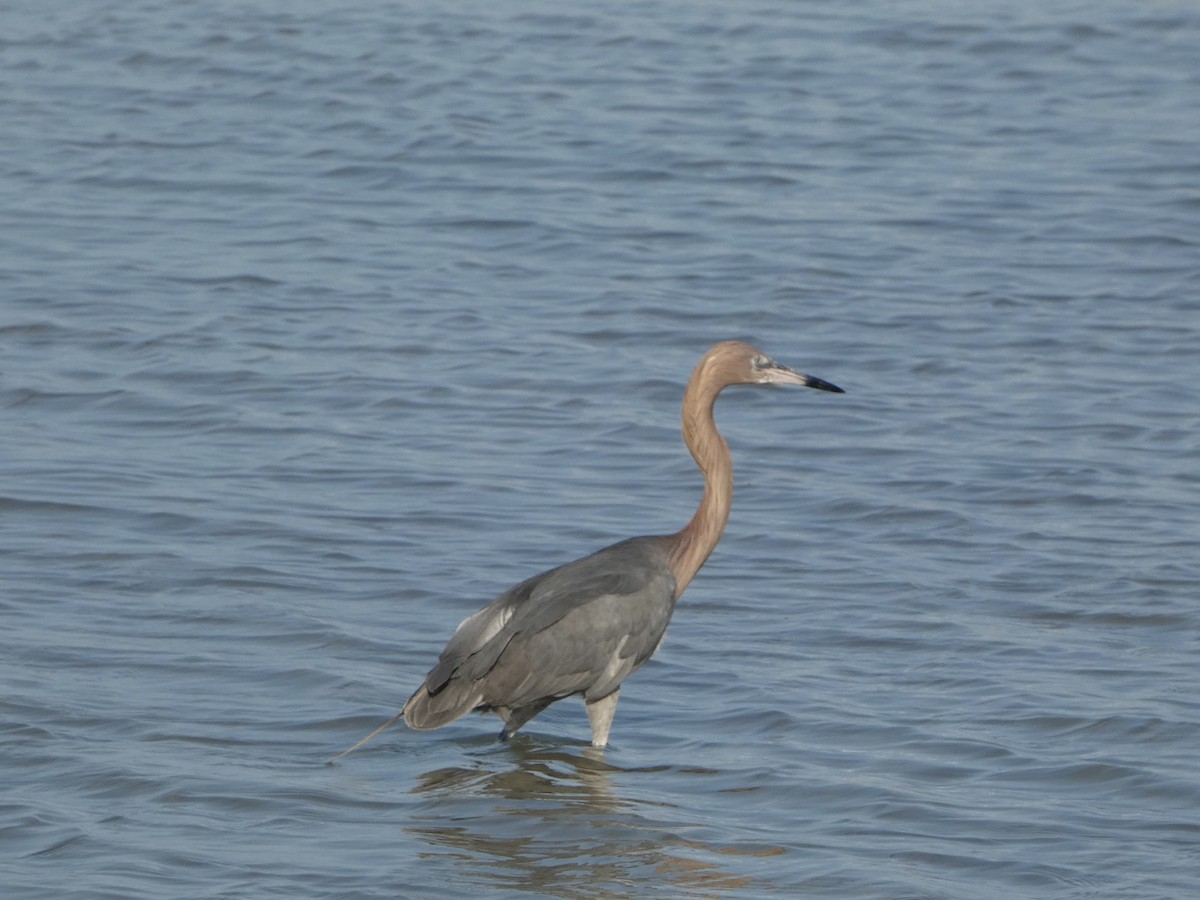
[326,710,405,765]
[402,681,483,731]
[326,682,482,764]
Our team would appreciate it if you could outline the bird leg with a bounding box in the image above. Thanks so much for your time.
[495,699,552,741]
[585,690,620,748]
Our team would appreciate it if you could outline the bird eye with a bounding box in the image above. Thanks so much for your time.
[752,354,770,369]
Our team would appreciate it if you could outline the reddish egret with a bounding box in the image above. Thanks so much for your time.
[331,341,842,761]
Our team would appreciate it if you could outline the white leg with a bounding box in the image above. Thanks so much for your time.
[585,690,620,748]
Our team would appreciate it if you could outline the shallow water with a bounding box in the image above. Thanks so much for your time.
[3,1,1199,897]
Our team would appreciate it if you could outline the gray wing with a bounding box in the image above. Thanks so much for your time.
[407,536,676,725]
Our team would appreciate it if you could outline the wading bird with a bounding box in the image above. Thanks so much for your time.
[330,341,842,762]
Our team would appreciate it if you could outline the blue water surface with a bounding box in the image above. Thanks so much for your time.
[3,1,1198,897]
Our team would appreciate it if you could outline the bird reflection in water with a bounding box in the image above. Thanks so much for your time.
[404,739,786,895]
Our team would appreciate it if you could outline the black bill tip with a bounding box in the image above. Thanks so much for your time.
[804,375,845,394]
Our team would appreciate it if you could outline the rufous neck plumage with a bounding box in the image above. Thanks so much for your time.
[667,352,736,598]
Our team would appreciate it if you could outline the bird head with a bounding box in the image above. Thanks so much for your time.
[701,340,844,393]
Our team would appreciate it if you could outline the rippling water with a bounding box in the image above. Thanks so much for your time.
[3,1,1198,897]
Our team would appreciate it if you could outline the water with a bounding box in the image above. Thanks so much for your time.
[3,1,1198,897]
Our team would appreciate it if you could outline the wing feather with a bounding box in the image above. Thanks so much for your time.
[407,536,676,727]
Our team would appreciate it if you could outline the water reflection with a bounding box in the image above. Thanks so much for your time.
[412,742,626,808]
[406,740,778,896]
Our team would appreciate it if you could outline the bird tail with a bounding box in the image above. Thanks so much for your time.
[326,682,482,765]
[326,710,405,765]
[401,680,483,731]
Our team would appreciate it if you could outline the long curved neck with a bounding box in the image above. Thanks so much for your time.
[667,371,733,598]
